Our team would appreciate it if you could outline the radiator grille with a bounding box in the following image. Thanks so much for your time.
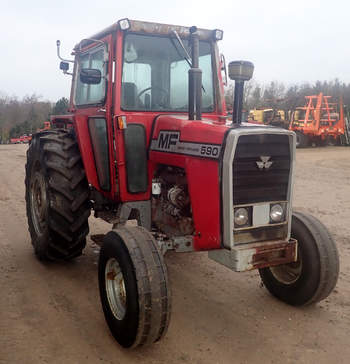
[233,134,291,205]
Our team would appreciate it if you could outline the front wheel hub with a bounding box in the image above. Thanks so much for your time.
[269,254,302,285]
[105,258,127,320]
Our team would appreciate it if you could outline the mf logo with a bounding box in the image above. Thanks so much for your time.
[158,131,180,150]
[256,156,273,170]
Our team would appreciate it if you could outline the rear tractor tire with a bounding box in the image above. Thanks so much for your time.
[259,211,339,306]
[25,130,90,261]
[98,226,171,348]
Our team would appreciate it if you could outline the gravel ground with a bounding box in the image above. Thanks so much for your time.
[0,144,349,364]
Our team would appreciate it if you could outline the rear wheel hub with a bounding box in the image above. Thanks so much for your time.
[30,170,48,236]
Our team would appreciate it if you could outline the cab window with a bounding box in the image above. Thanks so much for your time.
[121,34,214,112]
[75,46,107,106]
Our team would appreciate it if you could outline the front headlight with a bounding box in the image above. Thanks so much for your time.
[234,207,249,226]
[270,204,284,223]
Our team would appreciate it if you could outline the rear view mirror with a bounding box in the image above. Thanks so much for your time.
[60,61,69,72]
[80,68,102,84]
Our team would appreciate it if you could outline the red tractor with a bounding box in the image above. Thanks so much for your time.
[11,134,31,144]
[10,137,21,144]
[25,19,339,348]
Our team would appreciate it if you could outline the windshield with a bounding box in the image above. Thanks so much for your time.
[121,33,215,112]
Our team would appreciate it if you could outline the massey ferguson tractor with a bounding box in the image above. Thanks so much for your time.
[25,19,339,348]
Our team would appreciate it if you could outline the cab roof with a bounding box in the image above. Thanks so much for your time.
[75,19,220,50]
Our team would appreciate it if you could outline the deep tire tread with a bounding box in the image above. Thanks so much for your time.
[45,161,72,179]
[48,180,74,201]
[25,129,90,261]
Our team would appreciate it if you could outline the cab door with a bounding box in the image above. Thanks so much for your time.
[72,35,118,200]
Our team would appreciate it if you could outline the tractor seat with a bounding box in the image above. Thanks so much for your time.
[122,82,137,109]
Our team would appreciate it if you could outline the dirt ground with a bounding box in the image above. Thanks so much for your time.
[0,144,349,364]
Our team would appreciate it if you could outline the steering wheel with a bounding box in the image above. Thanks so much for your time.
[137,86,169,108]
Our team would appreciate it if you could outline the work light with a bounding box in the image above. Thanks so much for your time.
[213,29,224,41]
[119,18,130,31]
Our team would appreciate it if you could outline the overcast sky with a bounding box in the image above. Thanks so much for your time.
[1,0,349,102]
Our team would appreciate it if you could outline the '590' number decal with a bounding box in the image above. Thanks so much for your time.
[200,145,220,157]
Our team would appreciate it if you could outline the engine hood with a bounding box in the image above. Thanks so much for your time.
[147,114,294,251]
[149,114,286,161]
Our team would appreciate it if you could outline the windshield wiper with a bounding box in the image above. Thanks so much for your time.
[171,30,192,68]
[170,30,206,93]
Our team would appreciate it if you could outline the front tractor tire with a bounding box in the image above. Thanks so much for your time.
[25,130,90,261]
[98,226,171,348]
[259,211,339,306]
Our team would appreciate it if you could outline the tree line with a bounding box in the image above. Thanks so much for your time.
[1,79,349,143]
[0,94,68,143]
[225,79,350,118]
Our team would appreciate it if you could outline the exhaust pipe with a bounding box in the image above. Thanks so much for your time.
[232,80,244,124]
[188,26,202,120]
[228,61,254,125]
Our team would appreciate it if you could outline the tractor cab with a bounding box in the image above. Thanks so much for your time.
[58,19,226,118]
[54,19,232,205]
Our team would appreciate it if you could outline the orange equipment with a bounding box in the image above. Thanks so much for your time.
[290,93,346,147]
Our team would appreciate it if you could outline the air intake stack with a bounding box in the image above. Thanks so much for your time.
[228,61,254,125]
[188,26,202,120]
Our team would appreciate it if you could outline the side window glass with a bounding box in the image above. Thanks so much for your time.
[75,47,107,106]
[199,54,214,109]
[89,50,105,102]
[88,118,110,190]
[75,53,89,104]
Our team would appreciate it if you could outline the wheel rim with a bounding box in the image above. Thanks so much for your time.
[105,258,127,320]
[30,170,48,236]
[269,252,303,285]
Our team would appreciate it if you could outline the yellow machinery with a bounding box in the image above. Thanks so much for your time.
[248,108,286,127]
